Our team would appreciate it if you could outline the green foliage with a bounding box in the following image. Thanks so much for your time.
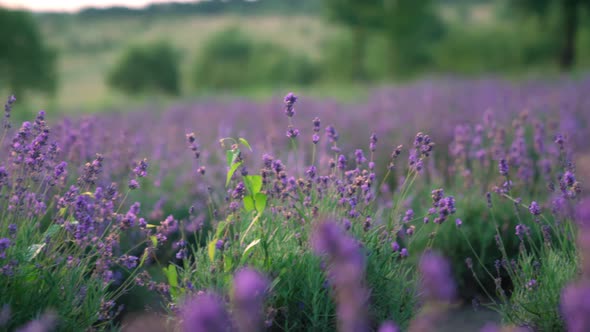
[192,27,318,90]
[0,8,57,96]
[107,41,181,96]
[500,248,577,331]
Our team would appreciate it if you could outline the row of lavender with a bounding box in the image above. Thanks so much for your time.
[0,74,588,331]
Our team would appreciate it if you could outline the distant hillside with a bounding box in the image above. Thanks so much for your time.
[38,0,322,19]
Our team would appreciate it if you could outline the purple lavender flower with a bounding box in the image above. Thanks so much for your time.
[313,117,321,132]
[400,248,408,258]
[128,179,139,190]
[354,149,366,165]
[286,126,299,139]
[181,293,231,332]
[403,209,414,223]
[455,218,463,228]
[499,159,509,176]
[0,238,11,259]
[391,241,400,252]
[369,133,377,152]
[312,133,320,144]
[119,255,139,269]
[284,92,298,118]
[337,155,347,171]
[529,201,541,216]
[133,158,148,178]
[325,125,339,143]
[418,251,456,302]
[311,221,368,332]
[215,240,224,251]
[3,95,16,129]
[232,268,269,332]
[561,281,590,332]
[378,321,399,332]
[526,279,538,291]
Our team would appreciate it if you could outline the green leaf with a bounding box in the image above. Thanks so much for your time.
[150,235,158,247]
[208,239,218,262]
[243,196,255,212]
[226,150,233,168]
[239,138,252,151]
[139,248,149,267]
[26,243,46,261]
[163,264,179,300]
[254,193,267,212]
[43,224,61,238]
[163,264,179,288]
[242,239,260,258]
[226,161,242,187]
[146,224,158,228]
[244,175,262,194]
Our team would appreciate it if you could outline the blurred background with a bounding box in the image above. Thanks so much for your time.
[1,0,589,115]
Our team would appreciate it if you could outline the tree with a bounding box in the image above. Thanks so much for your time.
[0,8,57,97]
[323,0,385,80]
[107,41,181,96]
[513,0,590,70]
[381,0,445,76]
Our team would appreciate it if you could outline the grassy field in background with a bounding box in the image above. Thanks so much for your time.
[29,15,338,113]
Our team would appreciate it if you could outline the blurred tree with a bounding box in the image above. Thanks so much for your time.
[0,8,57,97]
[514,0,590,69]
[322,0,384,80]
[192,27,318,89]
[107,41,180,96]
[323,0,444,79]
[381,0,445,76]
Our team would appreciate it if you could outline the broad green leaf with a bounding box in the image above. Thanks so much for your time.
[43,224,61,238]
[208,239,218,261]
[150,235,158,247]
[226,161,242,187]
[26,243,46,261]
[243,196,255,212]
[163,264,179,300]
[226,150,233,168]
[163,264,179,288]
[244,175,262,194]
[239,138,253,151]
[254,193,267,212]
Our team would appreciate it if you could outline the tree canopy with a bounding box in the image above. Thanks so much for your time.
[0,8,57,97]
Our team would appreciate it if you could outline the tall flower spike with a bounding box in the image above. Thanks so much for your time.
[232,268,269,332]
[311,221,369,332]
[284,92,298,118]
[181,293,231,332]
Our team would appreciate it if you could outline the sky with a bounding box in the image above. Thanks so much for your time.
[0,0,196,12]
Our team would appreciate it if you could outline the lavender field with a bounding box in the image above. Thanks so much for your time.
[1,74,589,331]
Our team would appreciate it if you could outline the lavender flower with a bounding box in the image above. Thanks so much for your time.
[560,281,590,332]
[378,321,399,332]
[232,268,269,332]
[311,221,368,332]
[499,159,509,176]
[181,293,231,332]
[529,201,541,216]
[418,251,456,303]
[284,92,298,118]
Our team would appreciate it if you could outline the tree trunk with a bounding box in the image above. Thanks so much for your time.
[560,0,578,70]
[351,26,366,81]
